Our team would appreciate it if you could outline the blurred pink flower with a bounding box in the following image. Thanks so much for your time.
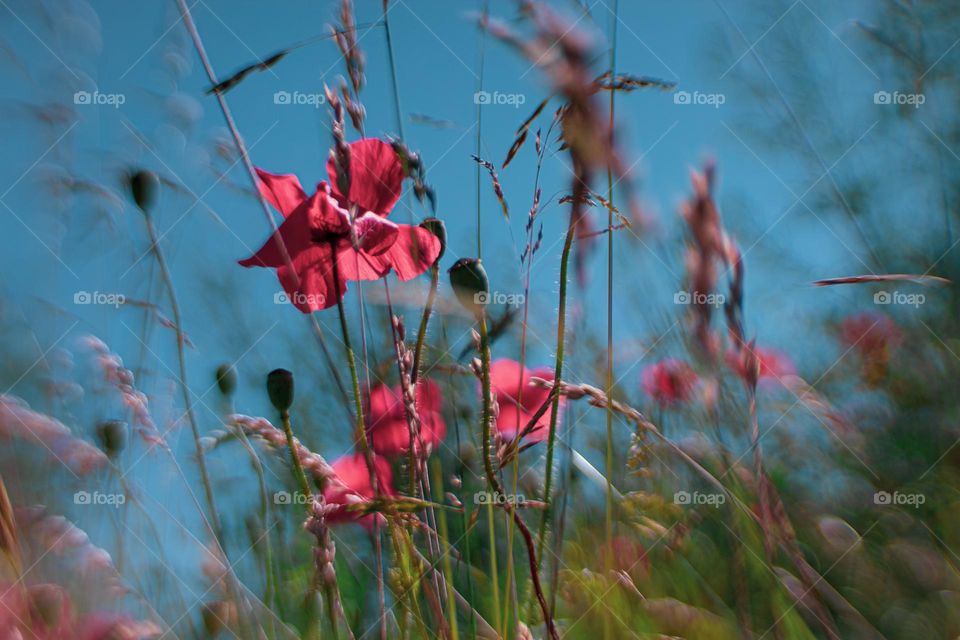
[489,359,561,443]
[323,453,395,525]
[366,379,446,456]
[726,346,795,384]
[641,359,698,407]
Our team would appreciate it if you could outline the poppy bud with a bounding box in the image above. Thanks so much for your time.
[95,420,127,458]
[419,217,446,261]
[215,363,237,397]
[267,369,294,413]
[448,258,489,319]
[129,170,159,213]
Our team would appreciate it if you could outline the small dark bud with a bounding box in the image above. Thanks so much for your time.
[129,170,159,213]
[215,363,237,397]
[95,420,127,458]
[448,258,489,319]
[420,217,446,261]
[267,369,294,413]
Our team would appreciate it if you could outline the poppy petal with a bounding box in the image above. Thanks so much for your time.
[256,168,307,218]
[354,212,399,255]
[275,244,342,312]
[335,241,393,282]
[382,225,442,281]
[238,199,315,269]
[327,138,405,215]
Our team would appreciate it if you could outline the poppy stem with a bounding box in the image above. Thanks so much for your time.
[412,263,439,386]
[478,315,558,640]
[533,212,576,571]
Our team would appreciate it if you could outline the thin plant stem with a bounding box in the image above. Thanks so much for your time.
[603,3,619,639]
[479,315,558,640]
[431,458,460,640]
[225,396,277,640]
[173,0,353,430]
[412,264,440,385]
[143,217,221,537]
[475,0,489,257]
[279,410,343,640]
[533,214,576,568]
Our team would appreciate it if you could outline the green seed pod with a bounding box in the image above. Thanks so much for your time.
[448,258,489,319]
[419,217,446,261]
[95,420,127,458]
[215,363,237,397]
[129,169,159,213]
[267,369,294,413]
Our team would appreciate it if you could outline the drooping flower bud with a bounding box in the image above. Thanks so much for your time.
[448,258,489,319]
[95,420,127,458]
[128,170,159,213]
[420,217,446,261]
[215,363,237,397]
[267,369,294,413]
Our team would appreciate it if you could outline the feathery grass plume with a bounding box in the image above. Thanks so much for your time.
[205,51,286,95]
[472,155,509,220]
[0,396,108,475]
[83,335,162,447]
[325,86,352,201]
[813,273,950,286]
[679,162,736,358]
[390,137,436,211]
[331,0,364,97]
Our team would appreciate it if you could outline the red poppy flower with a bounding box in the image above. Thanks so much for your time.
[239,138,441,312]
[489,359,562,443]
[366,379,447,456]
[323,452,395,525]
[726,345,795,383]
[641,359,698,407]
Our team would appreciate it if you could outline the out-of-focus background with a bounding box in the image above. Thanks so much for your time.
[2,1,960,638]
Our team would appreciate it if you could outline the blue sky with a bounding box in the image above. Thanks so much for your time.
[1,0,916,475]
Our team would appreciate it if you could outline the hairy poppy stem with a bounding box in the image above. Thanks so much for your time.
[479,315,558,640]
[533,213,576,573]
[412,264,439,385]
